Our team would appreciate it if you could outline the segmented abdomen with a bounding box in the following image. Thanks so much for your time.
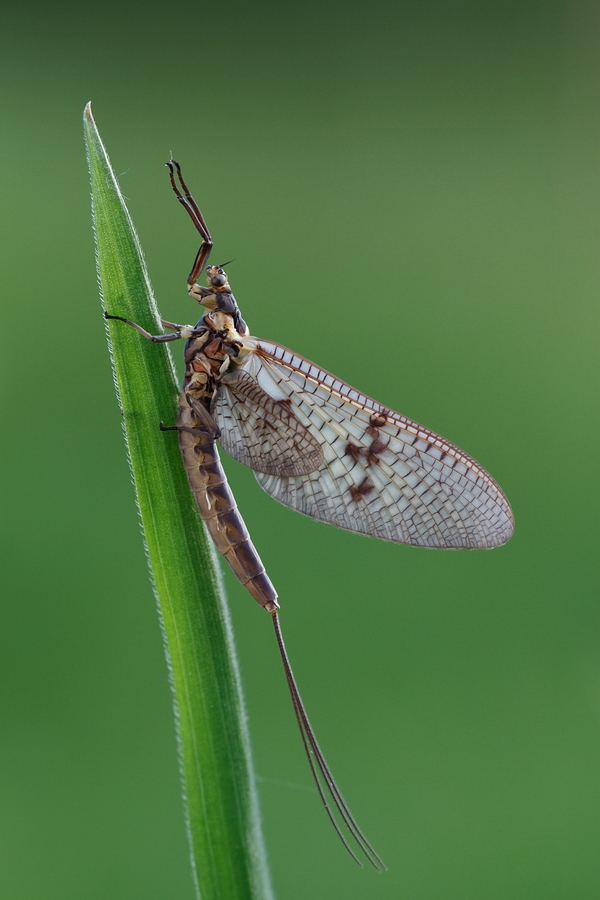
[177,393,279,611]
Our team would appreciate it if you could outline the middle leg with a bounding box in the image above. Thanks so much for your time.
[104,312,199,342]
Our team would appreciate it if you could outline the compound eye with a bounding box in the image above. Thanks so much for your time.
[210,273,227,287]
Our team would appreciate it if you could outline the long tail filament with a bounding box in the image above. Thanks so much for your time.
[271,611,386,871]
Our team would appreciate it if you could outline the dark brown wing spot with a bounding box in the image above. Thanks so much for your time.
[348,476,375,502]
[346,441,362,462]
[366,424,379,440]
[370,412,387,428]
[366,438,386,467]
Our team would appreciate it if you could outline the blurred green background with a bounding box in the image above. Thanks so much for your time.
[1,0,599,897]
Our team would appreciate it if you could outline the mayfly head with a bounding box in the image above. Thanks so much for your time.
[206,264,230,292]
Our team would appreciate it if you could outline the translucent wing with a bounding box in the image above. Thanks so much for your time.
[213,340,514,549]
[215,369,324,476]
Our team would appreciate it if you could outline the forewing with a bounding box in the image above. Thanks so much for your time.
[213,369,324,476]
[228,341,514,550]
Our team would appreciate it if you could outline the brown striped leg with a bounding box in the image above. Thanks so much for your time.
[104,312,185,343]
[159,423,207,437]
[166,160,213,287]
[184,393,221,438]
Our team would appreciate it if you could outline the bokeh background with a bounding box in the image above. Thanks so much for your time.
[1,1,599,897]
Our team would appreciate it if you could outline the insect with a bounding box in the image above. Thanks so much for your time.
[105,161,514,870]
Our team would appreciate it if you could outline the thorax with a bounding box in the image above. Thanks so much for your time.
[182,309,249,408]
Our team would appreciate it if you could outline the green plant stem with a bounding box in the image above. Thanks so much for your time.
[84,103,274,900]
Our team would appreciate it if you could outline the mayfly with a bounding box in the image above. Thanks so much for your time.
[105,161,514,871]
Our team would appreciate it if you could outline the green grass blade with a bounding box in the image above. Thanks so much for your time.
[84,103,274,900]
